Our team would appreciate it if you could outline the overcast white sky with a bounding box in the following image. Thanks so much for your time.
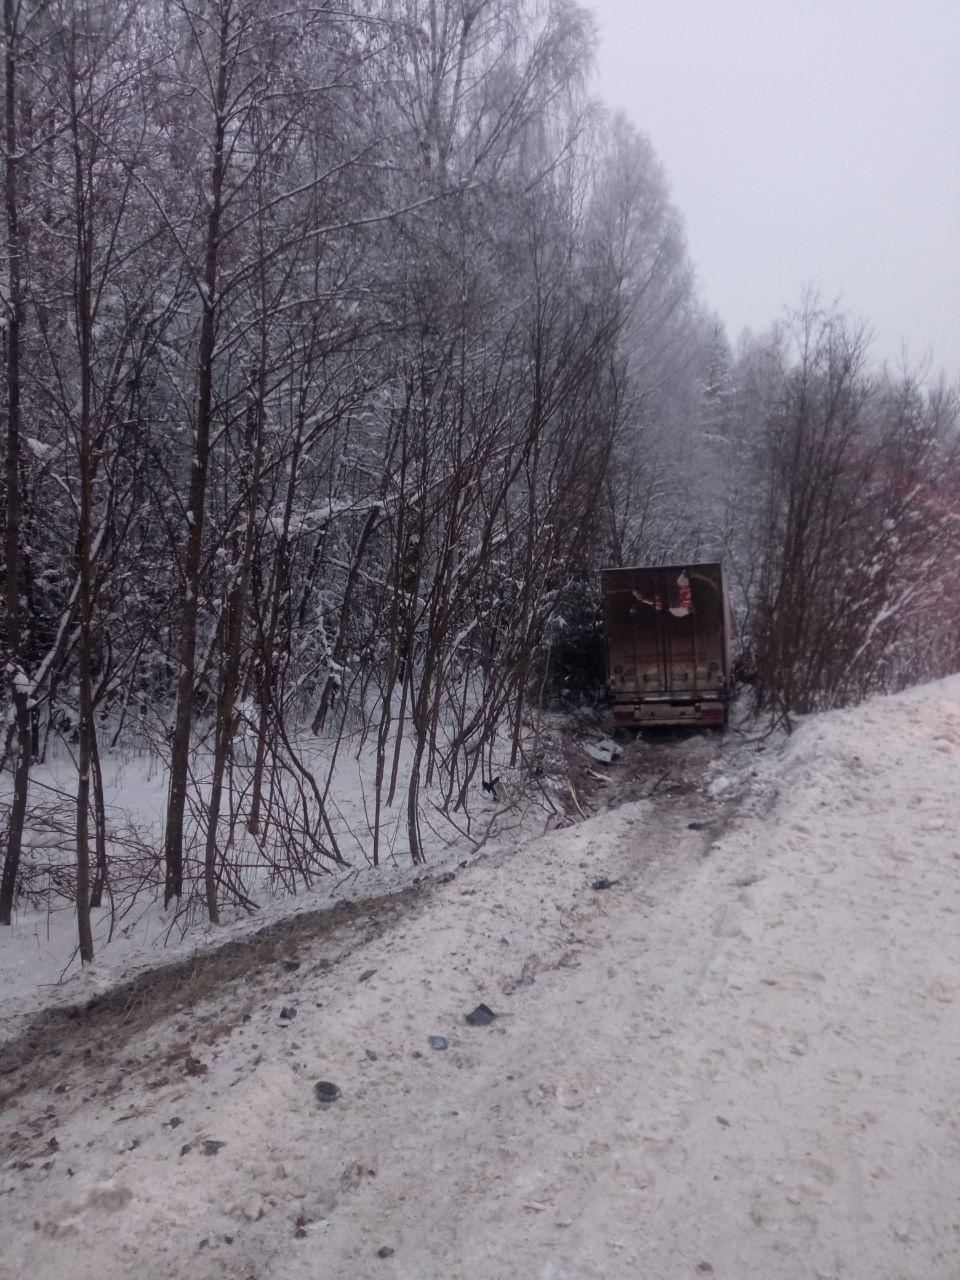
[587,0,960,376]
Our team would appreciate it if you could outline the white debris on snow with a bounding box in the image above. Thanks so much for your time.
[582,738,623,765]
[706,772,733,797]
[3,676,960,1279]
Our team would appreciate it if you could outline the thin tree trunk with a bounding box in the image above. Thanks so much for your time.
[0,0,31,926]
[163,9,231,907]
[88,729,108,910]
[311,502,381,734]
[204,374,264,923]
[71,46,96,964]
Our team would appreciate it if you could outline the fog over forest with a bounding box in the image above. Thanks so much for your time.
[589,0,960,375]
[1,0,958,958]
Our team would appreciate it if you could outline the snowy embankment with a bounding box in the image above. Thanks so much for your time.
[3,678,960,1280]
[0,722,548,1015]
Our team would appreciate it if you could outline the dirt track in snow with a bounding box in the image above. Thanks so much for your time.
[1,726,730,1105]
[0,726,758,1280]
[0,885,429,1100]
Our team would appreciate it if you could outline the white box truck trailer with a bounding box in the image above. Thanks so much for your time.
[601,562,732,728]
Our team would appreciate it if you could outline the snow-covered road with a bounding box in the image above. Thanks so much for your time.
[4,678,960,1279]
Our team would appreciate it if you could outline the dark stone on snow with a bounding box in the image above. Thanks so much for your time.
[180,1144,192,1157]
[428,1035,448,1051]
[314,1081,341,1104]
[365,1049,378,1061]
[591,877,619,891]
[279,1006,297,1020]
[358,969,377,983]
[201,1140,226,1156]
[465,1003,496,1026]
[281,959,301,971]
[168,1117,183,1129]
[377,1246,395,1259]
[687,821,709,831]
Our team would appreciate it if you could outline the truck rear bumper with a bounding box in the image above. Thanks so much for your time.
[612,700,727,728]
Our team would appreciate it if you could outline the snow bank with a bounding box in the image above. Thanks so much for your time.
[3,676,960,1279]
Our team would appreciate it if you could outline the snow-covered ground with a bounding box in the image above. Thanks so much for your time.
[0,720,556,1012]
[3,677,960,1279]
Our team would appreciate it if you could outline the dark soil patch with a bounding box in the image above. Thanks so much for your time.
[0,885,426,1108]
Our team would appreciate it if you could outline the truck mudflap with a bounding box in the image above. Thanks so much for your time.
[612,700,727,728]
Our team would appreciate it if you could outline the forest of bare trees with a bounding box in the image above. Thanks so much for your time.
[2,0,958,959]
[724,304,960,725]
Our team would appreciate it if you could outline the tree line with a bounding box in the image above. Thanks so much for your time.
[0,0,696,946]
[2,0,957,958]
